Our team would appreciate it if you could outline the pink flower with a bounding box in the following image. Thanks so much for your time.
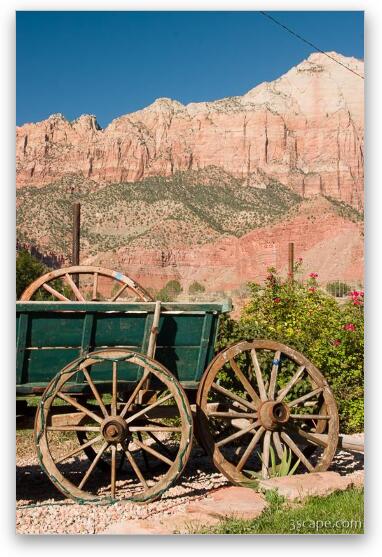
[343,323,356,331]
[298,257,303,263]
[308,287,316,293]
[273,297,281,303]
[332,339,341,346]
[309,272,318,279]
[349,290,364,306]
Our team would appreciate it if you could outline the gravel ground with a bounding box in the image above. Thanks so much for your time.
[16,432,364,535]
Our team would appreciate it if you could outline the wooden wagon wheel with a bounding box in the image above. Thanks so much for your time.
[35,349,193,503]
[20,265,153,302]
[196,340,339,484]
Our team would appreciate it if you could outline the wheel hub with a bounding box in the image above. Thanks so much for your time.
[258,401,290,430]
[101,416,128,443]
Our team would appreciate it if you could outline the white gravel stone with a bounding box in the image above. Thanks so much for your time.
[16,437,363,535]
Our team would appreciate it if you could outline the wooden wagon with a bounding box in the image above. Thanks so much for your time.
[16,266,339,504]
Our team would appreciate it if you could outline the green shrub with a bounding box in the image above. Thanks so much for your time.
[217,269,364,433]
[326,280,352,297]
[189,281,206,295]
[16,250,46,299]
[156,280,183,301]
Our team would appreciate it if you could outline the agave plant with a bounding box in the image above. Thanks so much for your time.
[243,445,300,485]
[269,446,300,477]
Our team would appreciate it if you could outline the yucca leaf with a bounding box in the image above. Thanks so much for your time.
[270,445,276,474]
[288,458,301,476]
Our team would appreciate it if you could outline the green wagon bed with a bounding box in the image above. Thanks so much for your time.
[16,300,231,394]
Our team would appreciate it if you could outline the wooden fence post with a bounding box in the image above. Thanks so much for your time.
[72,202,81,286]
[288,242,294,281]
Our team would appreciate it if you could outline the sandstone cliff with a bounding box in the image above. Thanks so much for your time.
[83,196,363,294]
[16,52,364,208]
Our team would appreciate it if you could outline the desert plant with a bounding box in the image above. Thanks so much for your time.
[326,280,351,297]
[244,446,300,483]
[189,281,206,295]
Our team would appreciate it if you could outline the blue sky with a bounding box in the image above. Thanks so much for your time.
[16,11,364,128]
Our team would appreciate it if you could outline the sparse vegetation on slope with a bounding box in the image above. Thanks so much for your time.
[16,167,303,257]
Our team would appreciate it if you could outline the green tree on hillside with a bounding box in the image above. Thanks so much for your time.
[189,281,206,295]
[156,280,182,301]
[16,250,46,299]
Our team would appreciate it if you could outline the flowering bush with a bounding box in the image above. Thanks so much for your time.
[217,268,364,433]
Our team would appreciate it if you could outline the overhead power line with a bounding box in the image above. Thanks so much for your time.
[259,11,364,80]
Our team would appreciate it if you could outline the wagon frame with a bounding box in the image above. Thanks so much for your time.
[17,266,339,504]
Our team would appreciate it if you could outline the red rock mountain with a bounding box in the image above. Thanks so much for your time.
[88,196,364,297]
[16,52,364,209]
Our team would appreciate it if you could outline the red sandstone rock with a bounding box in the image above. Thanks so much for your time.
[258,471,354,500]
[185,486,267,520]
[84,197,364,295]
[16,52,364,209]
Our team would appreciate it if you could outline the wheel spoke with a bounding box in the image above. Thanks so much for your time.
[124,393,173,425]
[56,392,103,424]
[230,359,261,407]
[47,425,100,432]
[290,414,330,420]
[133,437,173,466]
[129,425,182,432]
[147,431,176,459]
[112,362,117,417]
[64,273,85,301]
[124,449,148,489]
[286,424,329,448]
[236,426,265,472]
[55,434,103,464]
[92,272,98,300]
[262,430,271,479]
[268,351,281,400]
[79,441,109,489]
[82,369,109,418]
[280,431,314,472]
[42,282,70,301]
[211,382,257,411]
[276,365,305,401]
[287,388,323,408]
[208,411,257,419]
[216,420,260,448]
[111,444,117,498]
[119,370,150,419]
[111,283,128,302]
[250,349,268,401]
[272,431,284,460]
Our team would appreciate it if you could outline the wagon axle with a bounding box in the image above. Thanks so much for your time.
[101,416,129,444]
[257,401,290,431]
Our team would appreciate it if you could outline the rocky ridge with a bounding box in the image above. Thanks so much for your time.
[17,52,364,208]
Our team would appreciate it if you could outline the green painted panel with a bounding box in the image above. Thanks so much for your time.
[80,359,143,383]
[157,314,205,346]
[155,346,201,382]
[93,314,147,346]
[28,314,85,347]
[23,348,81,383]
